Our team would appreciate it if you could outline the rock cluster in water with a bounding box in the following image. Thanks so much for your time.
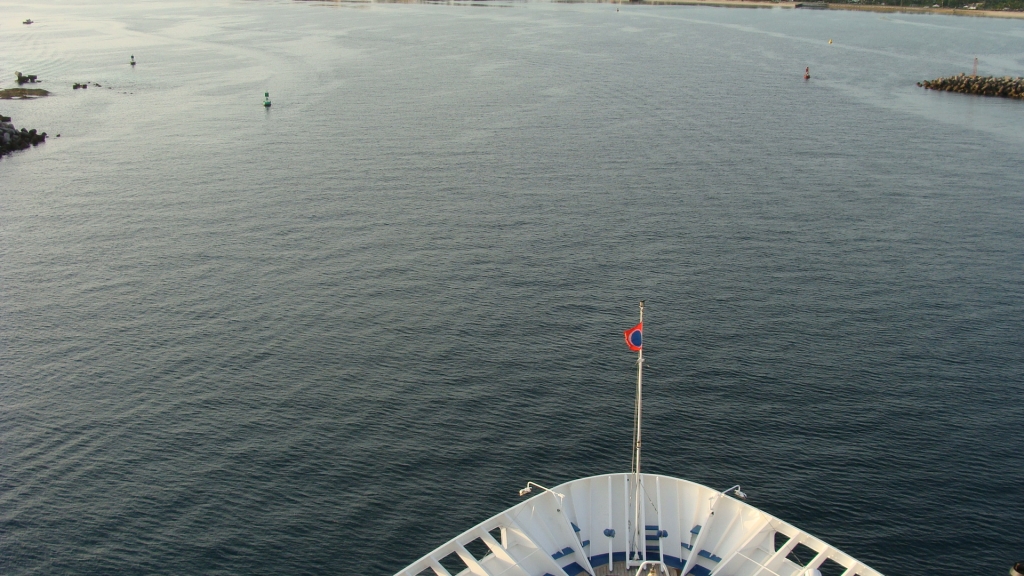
[918,73,1024,100]
[0,116,48,159]
[15,71,40,85]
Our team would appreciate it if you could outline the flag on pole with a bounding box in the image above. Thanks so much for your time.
[624,322,642,352]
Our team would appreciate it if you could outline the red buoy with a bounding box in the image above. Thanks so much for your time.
[804,67,811,80]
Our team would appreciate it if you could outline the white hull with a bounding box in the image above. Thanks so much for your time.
[397,473,882,576]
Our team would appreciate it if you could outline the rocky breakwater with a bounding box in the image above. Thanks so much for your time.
[0,116,48,159]
[918,73,1024,100]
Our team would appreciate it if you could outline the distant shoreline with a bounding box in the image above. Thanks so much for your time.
[622,0,1024,19]
[823,2,1024,18]
[317,0,1024,18]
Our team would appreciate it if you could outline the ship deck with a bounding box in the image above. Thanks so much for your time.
[397,473,882,576]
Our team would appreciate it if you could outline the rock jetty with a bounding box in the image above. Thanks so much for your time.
[918,73,1024,100]
[0,116,47,159]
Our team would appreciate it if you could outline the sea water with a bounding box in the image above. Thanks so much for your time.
[1,1,1022,574]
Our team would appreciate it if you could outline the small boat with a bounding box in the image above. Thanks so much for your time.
[396,302,884,576]
[23,19,33,25]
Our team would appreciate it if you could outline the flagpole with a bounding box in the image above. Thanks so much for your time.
[630,300,645,565]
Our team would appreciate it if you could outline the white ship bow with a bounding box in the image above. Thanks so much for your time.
[395,472,882,576]
[397,304,882,576]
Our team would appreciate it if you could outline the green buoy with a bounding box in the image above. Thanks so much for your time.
[130,55,136,66]
[264,91,271,108]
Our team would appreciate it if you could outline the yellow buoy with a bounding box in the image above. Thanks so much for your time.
[828,39,833,44]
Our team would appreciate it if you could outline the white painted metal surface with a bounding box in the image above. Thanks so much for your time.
[396,473,883,576]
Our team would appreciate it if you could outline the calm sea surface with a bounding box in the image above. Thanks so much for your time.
[2,1,1023,574]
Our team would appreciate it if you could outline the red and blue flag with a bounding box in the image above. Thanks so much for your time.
[624,322,642,352]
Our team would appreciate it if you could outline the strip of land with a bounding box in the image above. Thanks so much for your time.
[0,88,50,99]
[632,0,1024,18]
[822,3,1024,18]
